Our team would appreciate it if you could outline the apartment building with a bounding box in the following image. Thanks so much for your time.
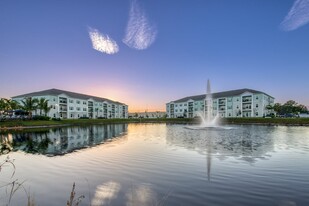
[128,111,166,118]
[12,88,128,119]
[166,88,274,118]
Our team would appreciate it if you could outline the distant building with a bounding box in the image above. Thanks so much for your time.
[12,88,128,119]
[166,88,274,118]
[129,111,166,118]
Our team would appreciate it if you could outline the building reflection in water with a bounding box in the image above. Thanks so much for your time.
[166,125,276,180]
[0,124,128,156]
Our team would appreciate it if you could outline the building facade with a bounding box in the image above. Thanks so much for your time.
[128,111,166,118]
[166,89,274,118]
[12,89,128,119]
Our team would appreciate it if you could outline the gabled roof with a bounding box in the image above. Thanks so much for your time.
[171,88,273,103]
[12,88,126,105]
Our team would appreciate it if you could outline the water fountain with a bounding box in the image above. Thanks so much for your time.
[185,79,225,130]
[200,79,220,127]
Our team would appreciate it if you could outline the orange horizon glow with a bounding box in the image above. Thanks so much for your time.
[73,86,166,113]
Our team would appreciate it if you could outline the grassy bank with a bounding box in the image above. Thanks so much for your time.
[0,118,195,129]
[1,117,309,130]
[223,117,309,126]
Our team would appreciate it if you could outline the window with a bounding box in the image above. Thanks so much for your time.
[69,99,73,103]
[76,100,80,104]
[83,108,87,111]
[175,109,178,112]
[184,104,187,106]
[256,104,258,108]
[69,107,74,110]
[180,109,182,112]
[83,101,87,105]
[256,96,259,100]
[256,112,258,116]
[71,114,73,118]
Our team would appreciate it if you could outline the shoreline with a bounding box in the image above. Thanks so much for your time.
[1,118,309,131]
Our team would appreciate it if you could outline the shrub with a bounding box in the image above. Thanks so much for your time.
[79,117,89,119]
[32,115,50,121]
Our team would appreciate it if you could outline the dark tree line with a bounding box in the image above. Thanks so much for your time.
[267,100,308,116]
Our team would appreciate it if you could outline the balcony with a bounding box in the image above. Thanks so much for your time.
[242,106,252,111]
[242,97,252,103]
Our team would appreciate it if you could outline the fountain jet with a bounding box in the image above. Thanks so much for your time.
[199,79,220,127]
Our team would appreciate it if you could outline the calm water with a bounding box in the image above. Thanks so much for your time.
[1,123,309,206]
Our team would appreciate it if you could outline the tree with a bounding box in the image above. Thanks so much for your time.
[42,101,51,116]
[5,99,20,111]
[21,97,38,119]
[37,98,49,116]
[295,104,308,114]
[0,98,7,117]
[0,98,7,112]
[273,103,282,115]
[272,101,308,117]
[0,98,20,117]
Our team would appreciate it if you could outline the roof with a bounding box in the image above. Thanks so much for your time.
[11,88,126,105]
[171,88,274,103]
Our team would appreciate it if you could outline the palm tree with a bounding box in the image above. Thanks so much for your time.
[42,101,51,116]
[6,99,20,111]
[37,98,49,116]
[21,97,38,119]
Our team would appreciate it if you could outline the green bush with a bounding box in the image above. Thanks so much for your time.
[79,116,90,119]
[32,115,50,121]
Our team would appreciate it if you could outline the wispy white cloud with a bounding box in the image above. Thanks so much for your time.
[88,27,119,54]
[123,0,157,50]
[280,0,309,31]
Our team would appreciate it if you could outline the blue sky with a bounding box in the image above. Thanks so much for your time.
[0,0,308,112]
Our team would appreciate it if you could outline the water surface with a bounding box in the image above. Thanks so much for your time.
[0,123,309,206]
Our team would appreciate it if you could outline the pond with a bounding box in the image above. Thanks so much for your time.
[0,123,309,206]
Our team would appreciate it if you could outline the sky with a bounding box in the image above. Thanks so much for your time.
[0,0,309,112]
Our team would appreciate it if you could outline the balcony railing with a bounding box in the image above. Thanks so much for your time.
[242,99,252,102]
